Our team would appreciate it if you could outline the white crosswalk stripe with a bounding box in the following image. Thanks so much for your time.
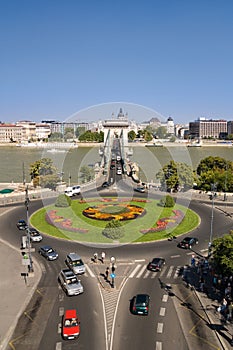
[131,264,182,280]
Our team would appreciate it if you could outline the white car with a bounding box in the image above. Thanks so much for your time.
[29,228,43,242]
[64,186,81,197]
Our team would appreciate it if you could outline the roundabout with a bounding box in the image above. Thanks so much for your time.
[30,196,200,244]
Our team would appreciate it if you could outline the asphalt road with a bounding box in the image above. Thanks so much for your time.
[1,189,232,350]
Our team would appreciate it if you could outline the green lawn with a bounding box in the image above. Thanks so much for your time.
[30,197,200,244]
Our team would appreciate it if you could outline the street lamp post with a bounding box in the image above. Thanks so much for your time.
[25,186,33,272]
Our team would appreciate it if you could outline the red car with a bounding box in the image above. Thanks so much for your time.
[62,309,80,340]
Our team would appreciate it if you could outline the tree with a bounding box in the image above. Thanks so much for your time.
[75,126,86,138]
[49,132,63,141]
[196,156,233,192]
[55,194,71,207]
[144,130,153,142]
[30,158,59,188]
[79,165,95,183]
[64,127,74,141]
[102,219,125,239]
[128,130,136,141]
[156,160,195,192]
[159,195,175,207]
[155,126,167,139]
[211,231,233,276]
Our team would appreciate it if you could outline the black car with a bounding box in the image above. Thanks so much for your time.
[39,245,58,260]
[131,294,150,315]
[178,237,198,249]
[16,219,27,230]
[102,181,110,188]
[147,257,165,272]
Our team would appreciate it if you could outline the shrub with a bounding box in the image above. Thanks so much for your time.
[159,195,175,208]
[102,219,125,239]
[55,194,71,207]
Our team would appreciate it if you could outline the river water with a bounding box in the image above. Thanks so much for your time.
[0,145,232,184]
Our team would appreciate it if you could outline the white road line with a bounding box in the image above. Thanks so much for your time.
[143,270,150,279]
[135,259,146,262]
[155,341,162,350]
[162,294,168,302]
[129,264,141,278]
[157,322,163,333]
[159,307,166,316]
[171,254,180,258]
[166,266,174,278]
[85,264,95,277]
[59,307,64,317]
[150,271,158,279]
[136,265,147,278]
[159,266,167,277]
[56,342,62,350]
[174,266,180,279]
[57,323,61,334]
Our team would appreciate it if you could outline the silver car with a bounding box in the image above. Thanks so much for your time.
[58,269,84,296]
[29,228,42,242]
[65,253,85,274]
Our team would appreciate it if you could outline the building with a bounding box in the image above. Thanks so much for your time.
[0,124,23,143]
[35,123,51,140]
[166,117,175,135]
[189,118,227,139]
[227,121,233,136]
[16,121,37,141]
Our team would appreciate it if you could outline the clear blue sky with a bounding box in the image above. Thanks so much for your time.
[1,0,233,124]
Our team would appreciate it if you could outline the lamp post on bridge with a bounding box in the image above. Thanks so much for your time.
[25,186,33,273]
[208,182,218,257]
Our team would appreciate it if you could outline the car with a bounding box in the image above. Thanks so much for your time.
[147,257,165,272]
[131,294,150,315]
[28,228,43,242]
[38,245,58,260]
[16,219,27,230]
[178,237,199,249]
[65,253,85,274]
[134,187,145,193]
[62,309,80,340]
[102,181,110,188]
[116,167,122,175]
[58,269,84,296]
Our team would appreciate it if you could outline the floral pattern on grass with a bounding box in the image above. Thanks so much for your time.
[83,203,146,221]
[140,209,184,234]
[46,210,88,233]
[79,198,150,204]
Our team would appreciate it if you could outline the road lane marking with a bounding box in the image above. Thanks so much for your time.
[159,266,167,277]
[135,259,145,262]
[159,307,166,316]
[166,266,174,278]
[59,307,64,317]
[174,266,181,279]
[155,341,162,350]
[136,264,147,278]
[129,264,141,278]
[57,323,61,334]
[85,264,95,277]
[157,323,163,333]
[143,270,150,279]
[56,342,62,350]
[162,294,168,302]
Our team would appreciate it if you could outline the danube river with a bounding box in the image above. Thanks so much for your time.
[0,144,232,184]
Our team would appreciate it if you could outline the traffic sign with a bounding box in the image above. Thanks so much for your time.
[110,273,115,278]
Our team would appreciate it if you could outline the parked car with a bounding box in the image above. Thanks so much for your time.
[147,257,165,272]
[131,294,150,315]
[16,219,27,230]
[116,167,122,175]
[177,237,198,249]
[102,181,110,188]
[28,228,42,242]
[58,269,84,296]
[134,187,145,193]
[38,245,58,260]
[62,309,80,340]
[65,253,85,274]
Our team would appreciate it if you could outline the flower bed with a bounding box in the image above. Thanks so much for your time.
[46,210,88,233]
[82,203,146,221]
[140,209,184,234]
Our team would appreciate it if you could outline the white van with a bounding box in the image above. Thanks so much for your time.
[64,186,80,197]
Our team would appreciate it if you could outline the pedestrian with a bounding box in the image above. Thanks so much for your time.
[105,267,109,281]
[94,252,98,263]
[101,251,105,264]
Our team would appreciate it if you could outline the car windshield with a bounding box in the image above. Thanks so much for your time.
[64,318,78,327]
[72,260,83,267]
[47,248,53,253]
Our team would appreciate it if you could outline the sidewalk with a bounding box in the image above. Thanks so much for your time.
[184,263,233,349]
[0,238,41,350]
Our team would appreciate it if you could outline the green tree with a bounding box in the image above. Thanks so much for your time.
[196,156,233,192]
[30,158,58,188]
[155,126,167,139]
[128,130,137,141]
[102,219,125,240]
[156,160,195,192]
[49,132,63,141]
[55,193,71,207]
[75,127,86,138]
[159,195,175,207]
[211,231,233,276]
[79,165,95,183]
[144,130,153,142]
[64,127,74,140]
